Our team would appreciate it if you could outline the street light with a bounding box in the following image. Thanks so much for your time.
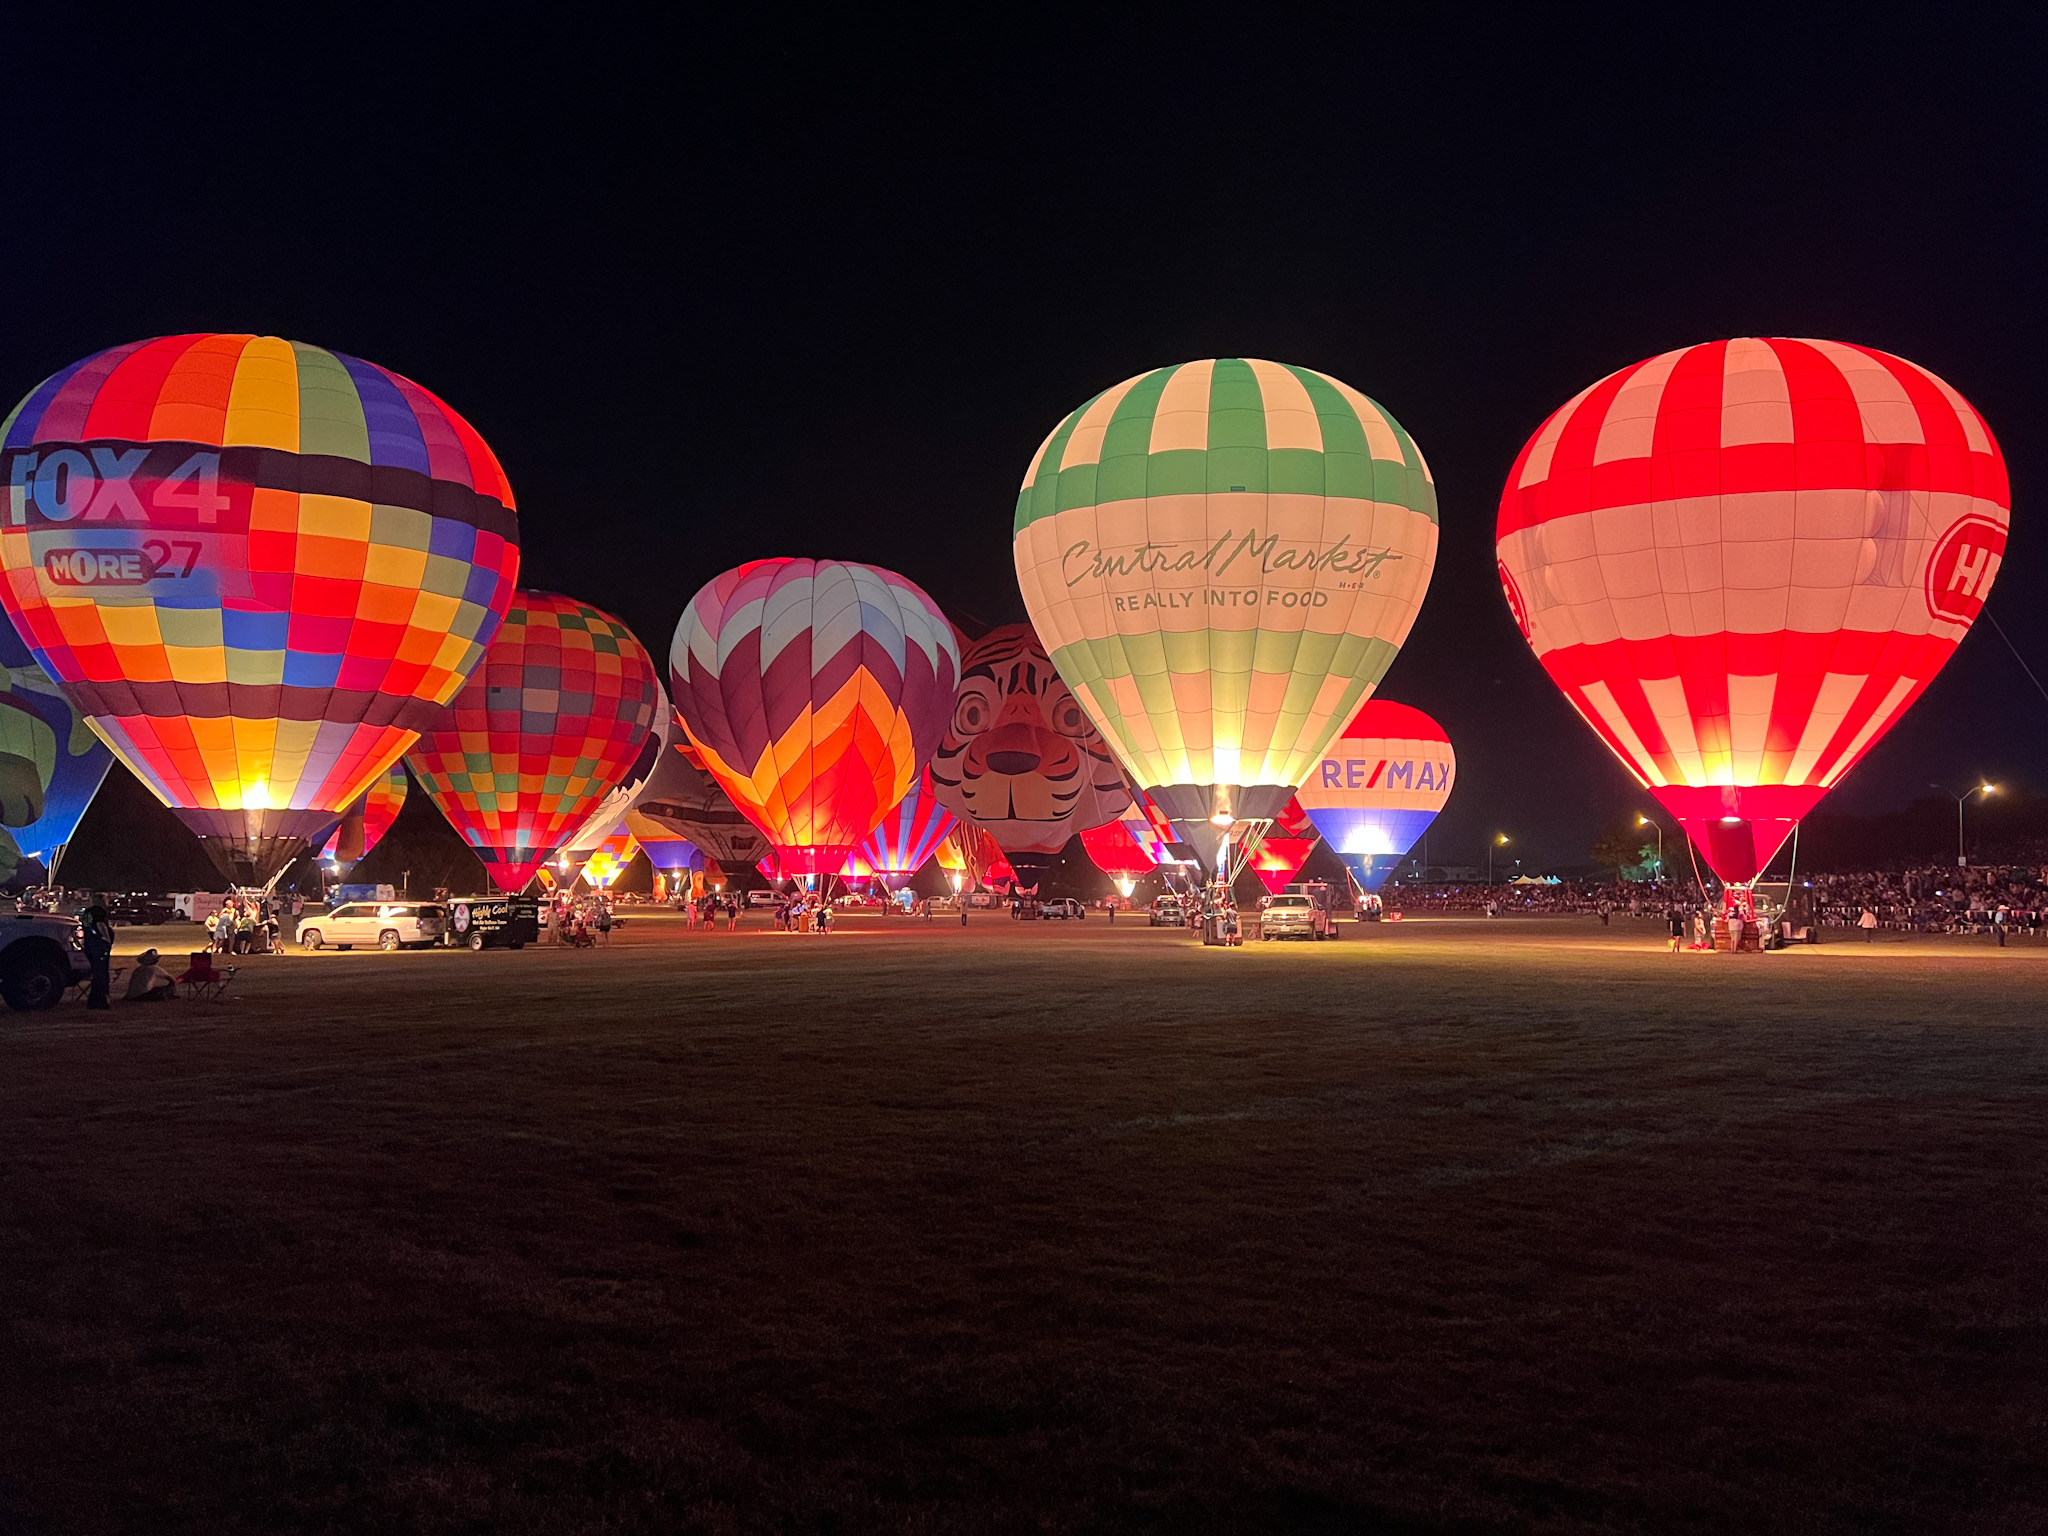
[1933,782,1996,867]
[1637,813,1664,879]
[1489,833,1509,884]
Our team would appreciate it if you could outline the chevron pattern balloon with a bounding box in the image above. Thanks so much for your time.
[670,558,959,875]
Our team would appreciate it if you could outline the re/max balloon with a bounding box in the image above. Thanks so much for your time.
[1497,339,2007,885]
[1015,358,1438,872]
[0,334,519,883]
[1295,700,1454,891]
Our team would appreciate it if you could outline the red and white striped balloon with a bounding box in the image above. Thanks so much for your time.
[1497,338,2009,883]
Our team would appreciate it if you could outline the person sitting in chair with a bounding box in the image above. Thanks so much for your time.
[124,949,176,1003]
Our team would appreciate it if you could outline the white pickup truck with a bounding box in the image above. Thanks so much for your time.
[1260,892,1333,940]
[0,910,92,1009]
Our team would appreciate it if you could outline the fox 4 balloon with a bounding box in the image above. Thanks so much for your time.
[1497,339,2008,886]
[1014,358,1438,874]
[0,335,519,883]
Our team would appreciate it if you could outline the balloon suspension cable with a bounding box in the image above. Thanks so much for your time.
[1685,831,1714,909]
[1784,822,1800,902]
[1984,611,2048,709]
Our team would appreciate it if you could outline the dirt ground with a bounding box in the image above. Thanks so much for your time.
[1,910,2044,1534]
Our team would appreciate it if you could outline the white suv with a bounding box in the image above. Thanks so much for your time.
[299,902,448,952]
[1038,898,1087,921]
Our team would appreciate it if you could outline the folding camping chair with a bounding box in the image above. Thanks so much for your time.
[180,953,236,1001]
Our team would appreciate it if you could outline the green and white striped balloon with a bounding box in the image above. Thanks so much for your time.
[1014,358,1438,849]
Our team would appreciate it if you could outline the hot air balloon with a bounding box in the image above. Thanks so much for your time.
[846,765,956,887]
[320,761,409,868]
[580,828,637,890]
[935,822,1015,891]
[1079,818,1156,898]
[0,622,112,877]
[930,622,1130,888]
[1014,358,1438,873]
[0,334,519,883]
[1246,796,1319,895]
[407,591,660,893]
[670,559,959,877]
[1295,700,1454,891]
[1497,339,2008,893]
[629,745,771,870]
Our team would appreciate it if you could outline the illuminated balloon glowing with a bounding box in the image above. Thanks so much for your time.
[1014,358,1438,870]
[670,558,959,876]
[1497,338,2008,884]
[580,829,637,889]
[1247,796,1318,895]
[0,622,112,873]
[1295,700,1453,891]
[320,761,408,866]
[930,623,1129,888]
[407,592,660,894]
[627,745,769,871]
[846,764,955,882]
[0,334,519,882]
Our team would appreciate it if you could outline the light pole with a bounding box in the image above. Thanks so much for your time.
[1637,814,1664,881]
[1933,782,1996,867]
[1489,834,1509,884]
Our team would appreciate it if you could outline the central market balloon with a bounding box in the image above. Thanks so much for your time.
[1014,358,1438,871]
[670,558,959,876]
[0,334,519,883]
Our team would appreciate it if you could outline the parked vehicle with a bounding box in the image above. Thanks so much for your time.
[745,890,781,908]
[298,902,448,952]
[1261,891,1332,940]
[1038,897,1087,921]
[445,895,539,951]
[171,892,227,925]
[104,894,176,926]
[1149,896,1184,927]
[968,889,996,909]
[0,911,91,1010]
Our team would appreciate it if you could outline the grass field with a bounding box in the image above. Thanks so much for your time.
[1,911,2044,1533]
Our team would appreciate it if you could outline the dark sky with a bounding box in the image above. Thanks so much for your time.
[4,15,2043,869]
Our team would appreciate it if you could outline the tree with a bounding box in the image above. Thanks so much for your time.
[1590,818,1655,882]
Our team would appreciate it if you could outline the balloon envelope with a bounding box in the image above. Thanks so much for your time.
[1014,358,1438,869]
[1247,796,1318,894]
[408,591,660,893]
[670,559,959,874]
[0,334,519,882]
[1295,700,1454,891]
[848,764,955,876]
[320,761,409,866]
[627,745,771,870]
[930,623,1129,886]
[1079,818,1156,881]
[0,622,112,869]
[1497,339,2008,883]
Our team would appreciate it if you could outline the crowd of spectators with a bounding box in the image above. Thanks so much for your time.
[1376,863,2048,936]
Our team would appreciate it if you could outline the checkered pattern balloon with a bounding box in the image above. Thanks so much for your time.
[1497,338,2009,883]
[670,558,960,875]
[0,333,519,881]
[407,591,661,893]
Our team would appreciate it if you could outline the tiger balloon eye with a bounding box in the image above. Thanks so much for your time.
[1496,338,2009,887]
[0,334,519,883]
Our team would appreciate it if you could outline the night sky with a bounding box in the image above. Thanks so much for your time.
[5,17,2042,869]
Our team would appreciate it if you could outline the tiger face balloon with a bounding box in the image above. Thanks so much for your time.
[931,623,1130,880]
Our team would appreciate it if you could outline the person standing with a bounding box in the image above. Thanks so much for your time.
[1859,906,1879,942]
[81,904,114,1010]
[1667,909,1684,953]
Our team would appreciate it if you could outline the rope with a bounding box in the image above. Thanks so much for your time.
[1986,611,2048,708]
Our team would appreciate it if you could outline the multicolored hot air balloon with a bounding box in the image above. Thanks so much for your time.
[407,591,660,893]
[935,822,1015,890]
[554,689,674,884]
[930,623,1130,888]
[320,761,409,867]
[1295,700,1454,891]
[846,764,955,886]
[0,621,112,875]
[1014,358,1439,872]
[670,559,959,876]
[1497,338,2008,889]
[1079,818,1157,894]
[1246,796,1318,895]
[580,828,637,889]
[0,334,519,882]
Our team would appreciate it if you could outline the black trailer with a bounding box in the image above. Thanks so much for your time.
[445,895,540,951]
